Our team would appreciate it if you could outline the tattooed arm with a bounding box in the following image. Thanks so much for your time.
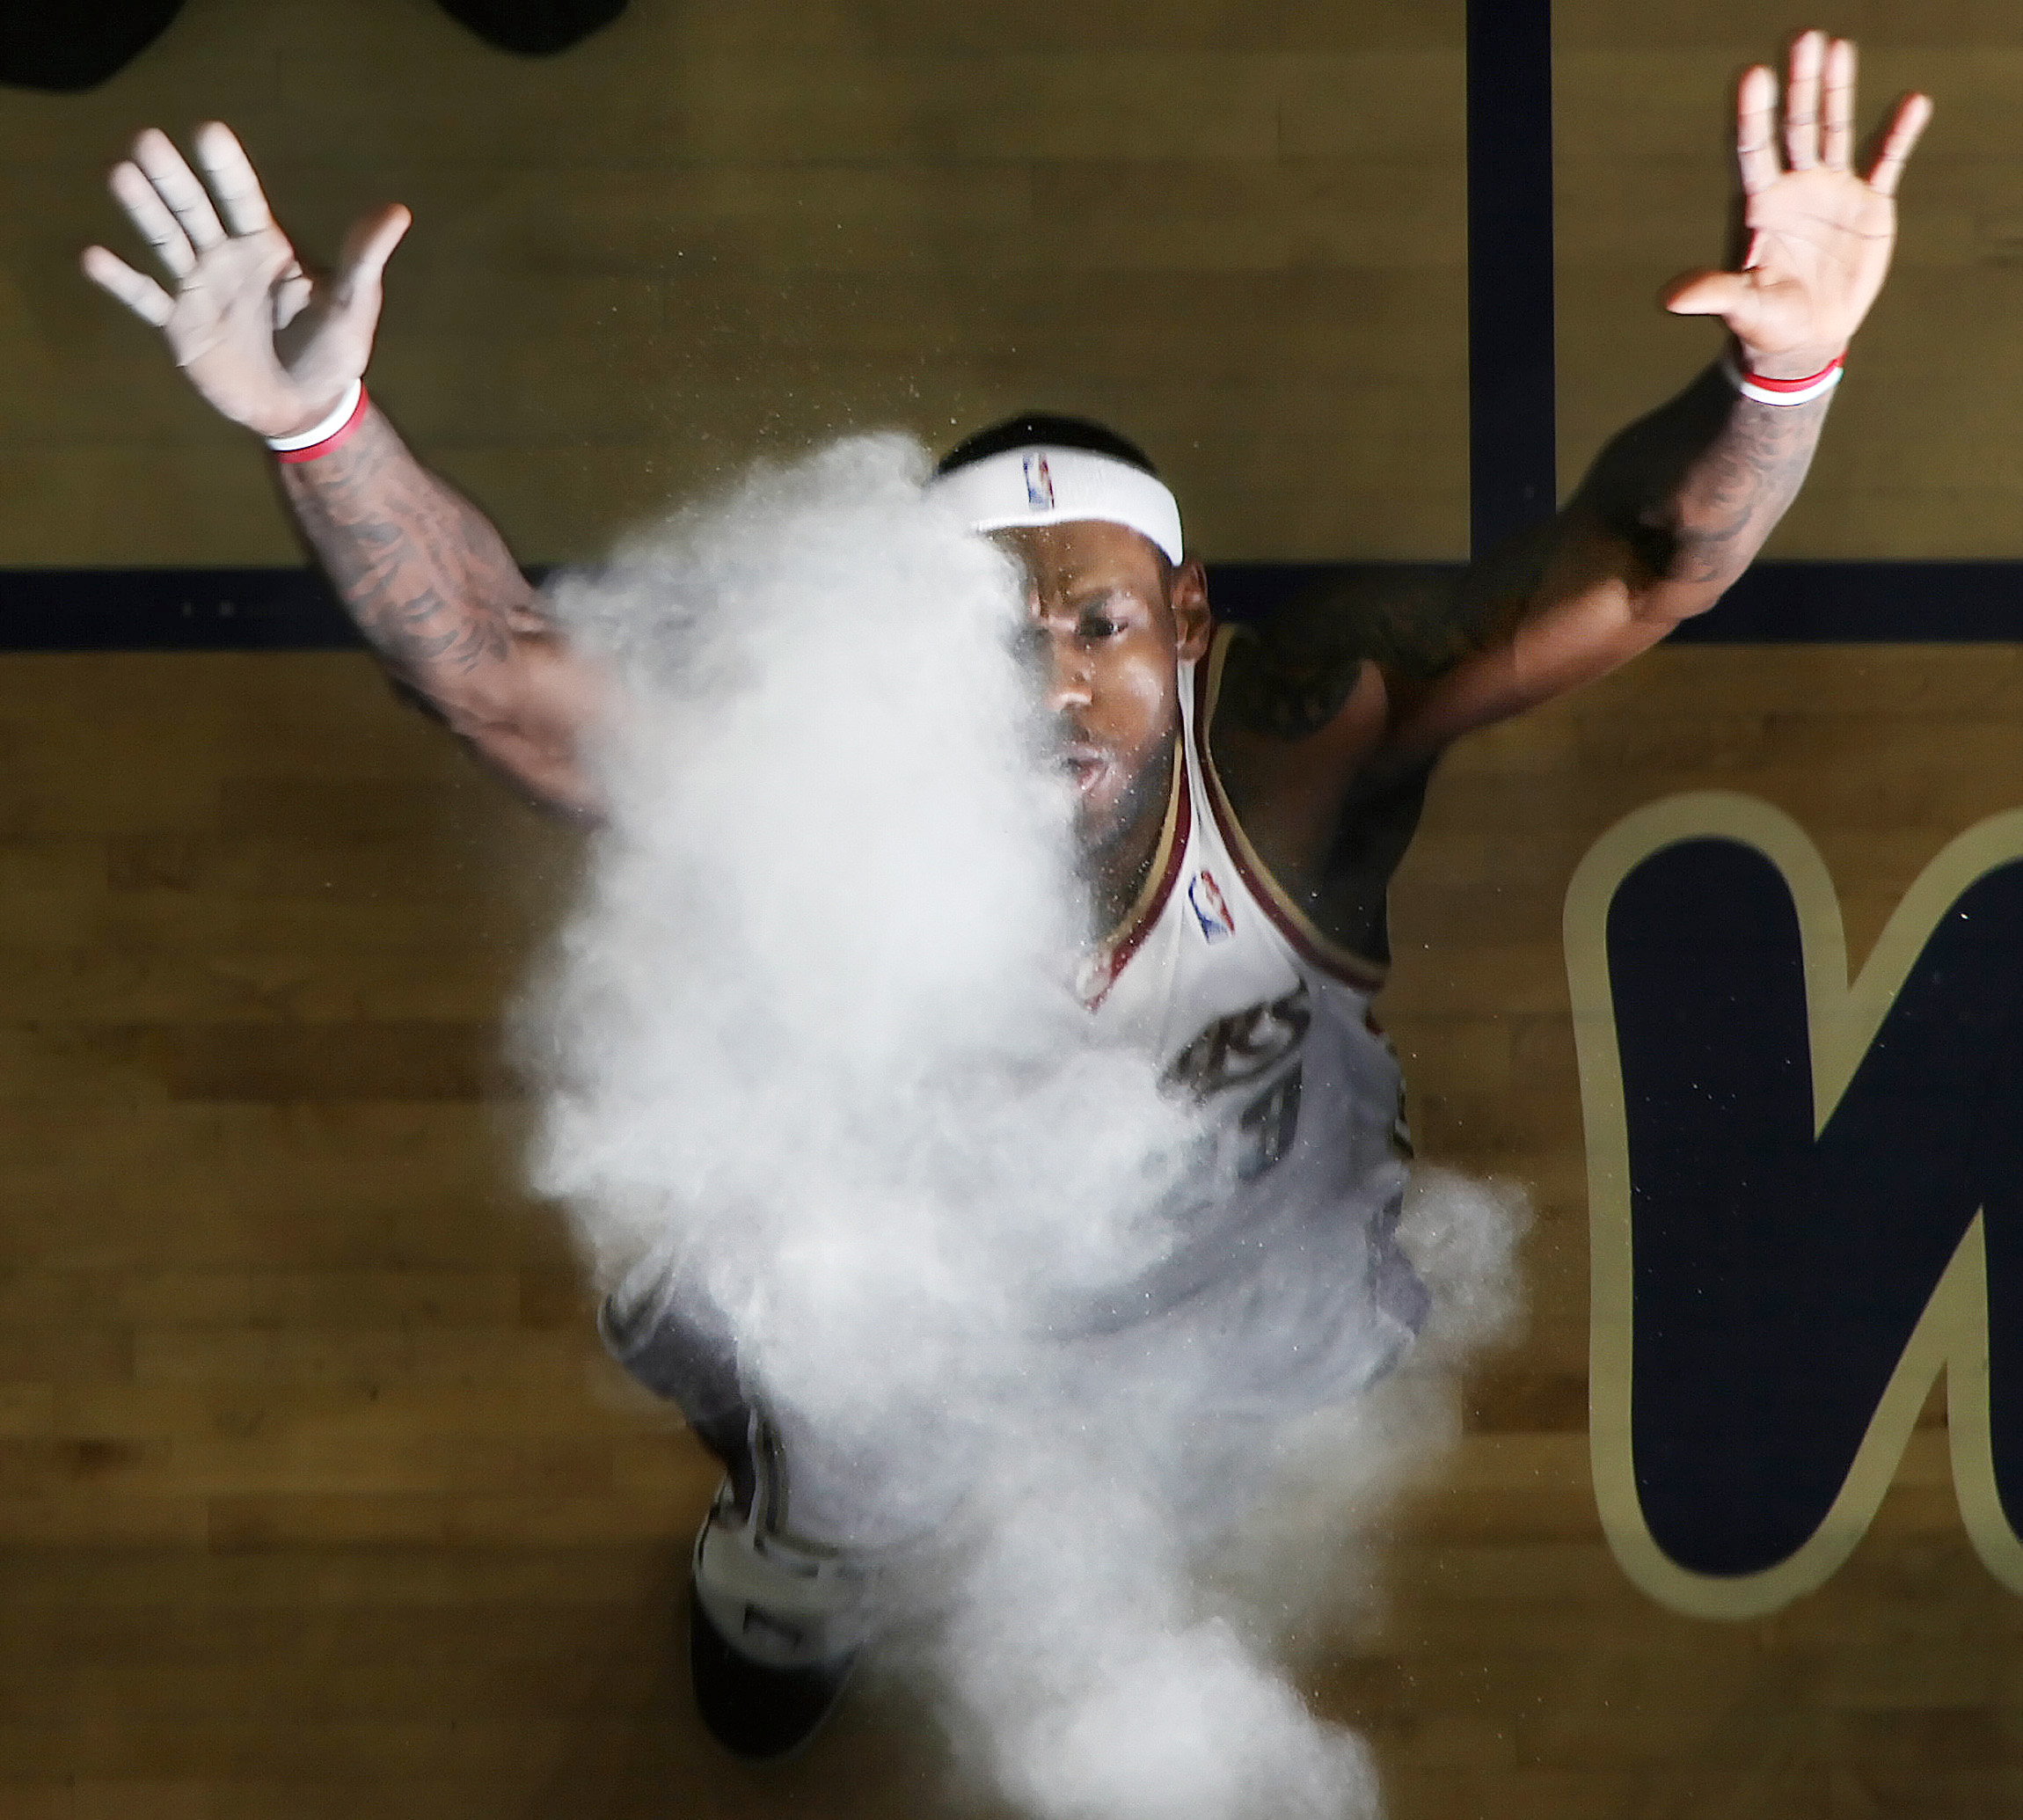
[279,411,606,815]
[82,122,609,816]
[1224,34,1930,773]
[1374,361,1830,757]
[1212,35,1929,933]
[1211,366,1838,892]
[1400,36,1928,753]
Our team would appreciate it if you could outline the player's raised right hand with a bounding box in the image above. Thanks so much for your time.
[82,123,410,442]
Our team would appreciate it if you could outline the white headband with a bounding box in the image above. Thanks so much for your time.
[928,445,1184,565]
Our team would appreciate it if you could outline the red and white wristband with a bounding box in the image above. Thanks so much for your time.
[1720,348,1844,408]
[265,379,369,463]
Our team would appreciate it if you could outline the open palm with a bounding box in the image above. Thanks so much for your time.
[81,123,409,441]
[1666,33,1932,378]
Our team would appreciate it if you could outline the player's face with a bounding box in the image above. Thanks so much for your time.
[996,520,1212,868]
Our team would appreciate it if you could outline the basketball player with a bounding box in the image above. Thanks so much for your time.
[82,32,1927,1759]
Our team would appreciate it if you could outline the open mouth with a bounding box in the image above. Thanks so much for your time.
[1057,746,1109,798]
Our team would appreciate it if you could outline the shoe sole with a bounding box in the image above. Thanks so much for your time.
[687,1574,861,1761]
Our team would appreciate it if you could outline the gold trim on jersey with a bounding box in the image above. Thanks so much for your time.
[1194,625,1389,991]
[1083,734,1191,1003]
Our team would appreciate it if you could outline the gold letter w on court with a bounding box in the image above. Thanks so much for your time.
[1567,793,2023,1619]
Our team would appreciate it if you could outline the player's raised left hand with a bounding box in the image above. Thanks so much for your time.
[1663,31,1931,379]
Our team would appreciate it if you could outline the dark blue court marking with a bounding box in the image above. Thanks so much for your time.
[0,564,1353,648]
[1220,563,2023,642]
[1666,561,2023,642]
[2,562,2019,650]
[0,566,361,651]
[1467,0,1557,559]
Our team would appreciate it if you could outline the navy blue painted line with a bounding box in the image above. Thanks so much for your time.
[1219,563,2023,642]
[0,564,1337,649]
[1669,561,2023,643]
[0,562,1402,649]
[1466,0,1558,558]
[0,566,361,651]
[5,563,2019,650]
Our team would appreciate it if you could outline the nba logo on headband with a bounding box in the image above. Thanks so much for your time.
[931,444,1185,564]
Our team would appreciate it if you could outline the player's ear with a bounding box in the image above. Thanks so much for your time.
[1171,559,1212,661]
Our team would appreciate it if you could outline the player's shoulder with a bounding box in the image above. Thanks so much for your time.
[1212,565,1480,746]
[1201,634,1438,972]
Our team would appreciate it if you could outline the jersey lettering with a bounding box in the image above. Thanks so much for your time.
[1163,987,1312,1099]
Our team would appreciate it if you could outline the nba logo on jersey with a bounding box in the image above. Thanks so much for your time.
[1187,868,1235,944]
[1024,454,1055,510]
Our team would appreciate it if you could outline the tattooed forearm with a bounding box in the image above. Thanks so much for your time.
[1221,362,1830,762]
[270,404,605,820]
[278,405,542,691]
[1578,362,1827,598]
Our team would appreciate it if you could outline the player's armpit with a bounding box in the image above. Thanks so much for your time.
[1209,565,1493,897]
[1219,560,1512,746]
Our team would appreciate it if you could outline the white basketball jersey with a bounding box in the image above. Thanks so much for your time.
[1073,625,1427,1414]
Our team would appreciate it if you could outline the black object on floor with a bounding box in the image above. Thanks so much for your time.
[435,0,627,56]
[0,0,184,92]
[688,1583,858,1761]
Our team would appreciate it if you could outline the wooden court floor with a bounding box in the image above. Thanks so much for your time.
[0,644,2016,1819]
